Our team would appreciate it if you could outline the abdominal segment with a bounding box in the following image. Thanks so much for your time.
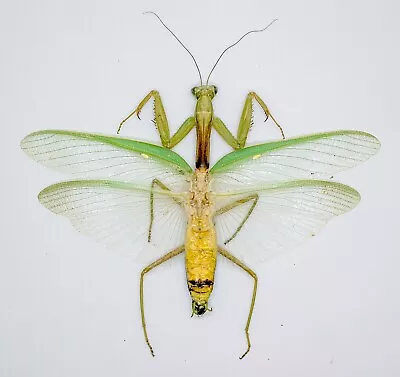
[185,218,217,307]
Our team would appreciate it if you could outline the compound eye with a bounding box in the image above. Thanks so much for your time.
[191,87,196,95]
[213,85,218,94]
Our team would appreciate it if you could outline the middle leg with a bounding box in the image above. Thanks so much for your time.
[148,178,184,242]
[214,194,259,244]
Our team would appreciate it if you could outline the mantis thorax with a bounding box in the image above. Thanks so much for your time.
[188,168,213,218]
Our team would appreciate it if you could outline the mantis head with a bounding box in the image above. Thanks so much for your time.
[191,85,218,100]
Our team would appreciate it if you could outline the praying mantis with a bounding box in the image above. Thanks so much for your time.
[20,12,380,359]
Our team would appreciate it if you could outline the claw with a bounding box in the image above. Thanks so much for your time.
[239,348,250,360]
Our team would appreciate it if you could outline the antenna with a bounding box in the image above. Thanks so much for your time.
[144,11,203,85]
[206,19,278,85]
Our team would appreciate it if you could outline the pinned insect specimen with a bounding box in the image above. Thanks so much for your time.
[21,12,380,358]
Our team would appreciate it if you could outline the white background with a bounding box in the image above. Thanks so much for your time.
[1,0,398,376]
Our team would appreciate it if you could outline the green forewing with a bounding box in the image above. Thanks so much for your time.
[21,130,192,190]
[210,130,380,189]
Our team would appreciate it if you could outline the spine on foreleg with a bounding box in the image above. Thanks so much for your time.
[185,217,217,315]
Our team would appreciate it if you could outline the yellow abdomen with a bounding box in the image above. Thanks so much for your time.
[185,215,217,315]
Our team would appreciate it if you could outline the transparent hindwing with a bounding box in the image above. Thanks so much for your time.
[213,180,360,264]
[38,180,187,260]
